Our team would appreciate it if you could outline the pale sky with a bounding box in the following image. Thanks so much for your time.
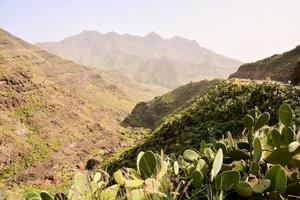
[0,0,299,62]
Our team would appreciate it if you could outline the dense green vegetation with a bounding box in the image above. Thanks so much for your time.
[20,104,300,199]
[122,79,221,128]
[150,80,300,154]
[230,45,300,84]
[113,80,300,168]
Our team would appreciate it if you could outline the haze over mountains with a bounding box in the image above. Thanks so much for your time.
[37,31,242,88]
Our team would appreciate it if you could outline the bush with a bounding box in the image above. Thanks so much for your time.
[24,104,300,200]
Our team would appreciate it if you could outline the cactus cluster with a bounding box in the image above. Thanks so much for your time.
[25,104,300,200]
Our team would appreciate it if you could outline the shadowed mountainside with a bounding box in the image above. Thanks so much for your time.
[230,46,300,84]
[122,79,221,128]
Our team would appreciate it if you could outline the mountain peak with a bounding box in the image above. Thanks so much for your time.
[145,31,161,39]
[106,31,119,36]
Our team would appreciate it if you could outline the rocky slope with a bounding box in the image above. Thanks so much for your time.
[230,46,300,84]
[37,31,242,88]
[0,28,166,188]
[0,53,119,188]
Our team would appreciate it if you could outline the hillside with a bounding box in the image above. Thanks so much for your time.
[0,53,120,188]
[37,31,242,88]
[0,28,167,126]
[0,28,166,188]
[230,46,300,84]
[122,79,221,128]
[110,80,300,169]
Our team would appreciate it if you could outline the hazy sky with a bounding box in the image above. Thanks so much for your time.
[0,0,299,62]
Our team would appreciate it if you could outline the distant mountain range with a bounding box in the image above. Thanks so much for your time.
[37,31,242,88]
[230,46,300,84]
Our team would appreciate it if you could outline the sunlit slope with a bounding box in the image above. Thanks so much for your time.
[0,28,166,187]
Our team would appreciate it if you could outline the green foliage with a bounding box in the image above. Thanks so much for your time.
[25,104,300,199]
[26,192,42,200]
[242,114,254,131]
[211,149,223,182]
[122,79,221,128]
[279,103,293,126]
[40,191,53,200]
[252,137,262,163]
[254,112,270,130]
[270,129,281,148]
[190,170,204,188]
[234,181,253,197]
[265,165,287,193]
[252,179,271,194]
[138,151,158,178]
[120,80,300,159]
[53,193,68,200]
[25,191,69,200]
[183,149,199,162]
[215,170,240,191]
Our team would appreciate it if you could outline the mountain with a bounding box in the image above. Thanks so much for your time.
[110,80,300,169]
[37,31,242,88]
[230,46,300,84]
[0,28,166,187]
[122,79,221,128]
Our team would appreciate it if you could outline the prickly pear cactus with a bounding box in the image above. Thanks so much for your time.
[278,103,293,126]
[183,149,199,162]
[210,149,223,182]
[234,181,253,197]
[265,165,287,193]
[252,179,271,194]
[53,193,69,200]
[100,184,119,200]
[138,151,158,178]
[23,104,300,200]
[40,191,53,200]
[26,192,42,200]
[191,170,204,188]
[215,170,240,191]
[254,112,270,130]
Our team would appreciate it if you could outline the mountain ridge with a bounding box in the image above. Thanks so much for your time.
[37,30,242,88]
[229,45,300,84]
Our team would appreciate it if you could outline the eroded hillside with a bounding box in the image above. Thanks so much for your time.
[0,28,166,188]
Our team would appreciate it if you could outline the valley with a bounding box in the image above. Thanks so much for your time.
[0,23,300,200]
